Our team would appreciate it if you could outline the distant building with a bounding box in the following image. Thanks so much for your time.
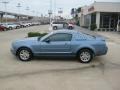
[78,2,120,31]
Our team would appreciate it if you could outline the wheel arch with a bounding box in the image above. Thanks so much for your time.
[53,26,57,30]
[76,47,95,57]
[16,46,33,56]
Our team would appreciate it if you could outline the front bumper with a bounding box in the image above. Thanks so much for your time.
[10,47,16,55]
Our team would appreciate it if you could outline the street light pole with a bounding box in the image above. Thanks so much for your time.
[48,0,52,25]
[54,0,56,20]
[16,3,21,23]
[26,6,30,15]
[32,10,35,16]
[58,8,63,18]
[26,7,30,21]
[2,1,9,24]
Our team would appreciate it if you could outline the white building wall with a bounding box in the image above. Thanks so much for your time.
[96,12,100,29]
[79,2,120,27]
[81,2,120,15]
[94,2,120,13]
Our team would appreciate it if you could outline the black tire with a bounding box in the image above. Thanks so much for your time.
[16,26,19,29]
[17,47,33,61]
[4,28,7,31]
[77,49,93,63]
[2,29,5,31]
[69,26,73,30]
[53,26,57,30]
[9,27,13,30]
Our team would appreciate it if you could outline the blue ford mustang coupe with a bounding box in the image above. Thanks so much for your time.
[11,30,108,63]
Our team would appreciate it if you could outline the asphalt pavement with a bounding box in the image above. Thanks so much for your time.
[0,25,120,90]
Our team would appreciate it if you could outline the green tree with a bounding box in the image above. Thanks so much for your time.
[77,7,81,13]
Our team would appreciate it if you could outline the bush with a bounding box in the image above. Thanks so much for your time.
[28,32,47,37]
[90,24,97,31]
[76,21,80,26]
[82,26,89,29]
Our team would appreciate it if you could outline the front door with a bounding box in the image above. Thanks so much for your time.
[39,33,72,56]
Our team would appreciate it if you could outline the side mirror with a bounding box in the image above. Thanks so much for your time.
[45,39,50,43]
[37,37,41,41]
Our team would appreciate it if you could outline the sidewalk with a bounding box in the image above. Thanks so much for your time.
[96,32,120,44]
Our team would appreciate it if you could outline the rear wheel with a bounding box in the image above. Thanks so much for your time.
[17,48,33,61]
[16,26,19,29]
[53,26,57,30]
[9,27,13,30]
[68,26,73,30]
[77,49,93,63]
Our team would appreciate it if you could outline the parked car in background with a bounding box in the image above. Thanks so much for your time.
[1,23,18,30]
[68,22,75,30]
[0,25,7,31]
[32,22,41,26]
[1,23,8,30]
[14,23,23,29]
[27,23,33,26]
[18,23,27,28]
[51,21,68,30]
[11,30,108,63]
[22,23,31,27]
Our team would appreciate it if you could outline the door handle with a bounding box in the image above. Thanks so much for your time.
[65,43,68,45]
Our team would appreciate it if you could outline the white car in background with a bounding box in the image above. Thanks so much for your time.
[1,23,18,30]
[22,23,31,27]
[51,21,68,30]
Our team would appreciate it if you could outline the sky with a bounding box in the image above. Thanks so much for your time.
[0,0,120,18]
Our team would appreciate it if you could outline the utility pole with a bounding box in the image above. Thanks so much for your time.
[58,8,63,19]
[0,0,2,23]
[26,6,30,21]
[16,3,21,23]
[32,10,35,16]
[26,6,30,15]
[54,0,56,20]
[48,0,52,25]
[2,1,9,24]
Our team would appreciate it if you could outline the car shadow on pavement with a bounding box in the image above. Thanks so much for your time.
[33,56,103,64]
[33,57,77,62]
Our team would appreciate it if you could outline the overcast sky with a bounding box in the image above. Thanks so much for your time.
[0,0,120,18]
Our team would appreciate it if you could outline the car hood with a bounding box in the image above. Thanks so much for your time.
[14,37,39,45]
[18,37,38,42]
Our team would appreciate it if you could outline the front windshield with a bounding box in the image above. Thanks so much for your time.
[40,32,53,41]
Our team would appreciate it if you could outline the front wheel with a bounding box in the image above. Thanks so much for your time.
[17,48,33,61]
[78,49,93,63]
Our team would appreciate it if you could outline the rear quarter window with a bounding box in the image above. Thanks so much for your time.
[75,33,94,40]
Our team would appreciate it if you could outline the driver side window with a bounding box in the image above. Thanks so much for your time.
[44,33,72,42]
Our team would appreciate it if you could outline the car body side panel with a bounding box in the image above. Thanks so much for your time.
[70,41,96,55]
[31,41,72,56]
[11,30,108,58]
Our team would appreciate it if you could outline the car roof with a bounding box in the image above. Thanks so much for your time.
[51,29,81,34]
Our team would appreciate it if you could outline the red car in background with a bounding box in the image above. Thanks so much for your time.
[0,25,7,31]
[68,22,75,30]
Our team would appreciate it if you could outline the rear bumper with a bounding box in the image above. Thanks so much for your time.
[96,46,108,56]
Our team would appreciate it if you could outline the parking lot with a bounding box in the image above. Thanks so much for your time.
[0,25,120,90]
